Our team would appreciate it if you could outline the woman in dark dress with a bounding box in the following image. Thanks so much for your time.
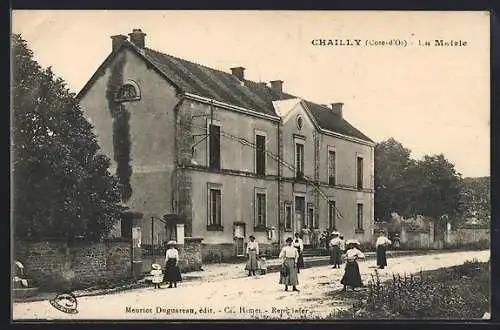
[292,232,305,273]
[164,240,182,288]
[340,239,365,291]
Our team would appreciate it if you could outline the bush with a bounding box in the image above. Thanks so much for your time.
[336,259,490,319]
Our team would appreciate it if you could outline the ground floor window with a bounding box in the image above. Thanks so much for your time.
[356,203,364,231]
[255,191,267,230]
[328,201,336,231]
[207,184,222,230]
[284,203,292,231]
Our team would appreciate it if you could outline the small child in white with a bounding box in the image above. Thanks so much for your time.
[150,263,164,289]
[258,256,268,275]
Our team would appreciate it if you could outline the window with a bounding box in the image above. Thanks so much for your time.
[356,203,364,230]
[284,203,292,231]
[308,204,316,229]
[295,196,306,229]
[208,188,222,229]
[328,150,336,185]
[328,201,336,231]
[357,156,364,189]
[255,134,266,175]
[209,124,221,169]
[115,81,140,102]
[255,192,267,229]
[295,142,304,178]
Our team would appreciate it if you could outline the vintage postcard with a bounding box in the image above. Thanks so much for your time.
[11,10,490,320]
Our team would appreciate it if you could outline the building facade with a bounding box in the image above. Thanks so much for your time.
[77,29,375,258]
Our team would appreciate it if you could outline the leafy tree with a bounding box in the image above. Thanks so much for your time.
[459,177,490,224]
[374,138,415,221]
[409,154,463,234]
[12,34,126,241]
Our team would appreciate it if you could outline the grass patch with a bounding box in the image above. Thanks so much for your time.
[332,258,490,319]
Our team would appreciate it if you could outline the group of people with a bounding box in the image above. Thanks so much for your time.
[245,230,393,292]
[149,240,183,289]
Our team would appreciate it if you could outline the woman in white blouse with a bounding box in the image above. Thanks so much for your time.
[340,239,365,291]
[245,235,259,276]
[279,237,300,292]
[164,240,182,288]
[375,231,392,269]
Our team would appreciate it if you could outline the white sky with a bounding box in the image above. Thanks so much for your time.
[11,10,490,178]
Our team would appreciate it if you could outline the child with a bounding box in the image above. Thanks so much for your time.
[150,263,163,289]
[259,256,268,275]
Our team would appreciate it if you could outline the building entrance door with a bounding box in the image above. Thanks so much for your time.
[294,196,305,234]
[233,223,246,256]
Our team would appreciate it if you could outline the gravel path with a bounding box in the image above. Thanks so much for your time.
[12,250,489,320]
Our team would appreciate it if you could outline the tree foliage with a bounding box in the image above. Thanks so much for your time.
[374,138,463,226]
[12,34,126,241]
[459,177,490,224]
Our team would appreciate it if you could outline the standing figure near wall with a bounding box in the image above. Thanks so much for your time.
[245,235,259,276]
[292,232,305,273]
[329,232,342,268]
[164,241,182,288]
[375,231,392,269]
[279,237,300,292]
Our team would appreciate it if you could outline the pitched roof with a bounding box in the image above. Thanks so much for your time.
[78,41,373,143]
[302,100,374,143]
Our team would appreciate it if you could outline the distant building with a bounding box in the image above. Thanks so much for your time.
[77,29,375,258]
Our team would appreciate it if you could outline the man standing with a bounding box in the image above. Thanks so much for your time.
[375,231,392,269]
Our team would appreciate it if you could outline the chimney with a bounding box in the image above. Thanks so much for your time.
[331,103,344,118]
[128,29,146,49]
[230,67,245,81]
[270,80,284,97]
[111,34,127,52]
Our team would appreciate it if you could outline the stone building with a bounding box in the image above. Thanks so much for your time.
[77,29,375,259]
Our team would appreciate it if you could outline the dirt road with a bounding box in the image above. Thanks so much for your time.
[12,250,490,320]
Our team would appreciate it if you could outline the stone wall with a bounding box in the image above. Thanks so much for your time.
[445,227,490,248]
[201,242,280,263]
[13,239,132,290]
[140,237,203,273]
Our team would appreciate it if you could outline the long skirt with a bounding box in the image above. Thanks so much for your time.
[331,246,342,266]
[340,261,363,288]
[245,250,258,271]
[164,259,182,283]
[376,245,387,267]
[295,248,305,269]
[279,258,299,286]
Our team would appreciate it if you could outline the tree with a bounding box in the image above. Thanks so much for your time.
[409,154,463,233]
[374,138,415,221]
[12,34,126,241]
[459,177,490,224]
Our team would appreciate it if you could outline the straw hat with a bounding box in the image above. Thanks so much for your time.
[152,263,162,270]
[285,237,293,243]
[166,240,177,246]
[331,231,340,236]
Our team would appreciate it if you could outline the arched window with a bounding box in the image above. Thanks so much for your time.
[115,80,141,102]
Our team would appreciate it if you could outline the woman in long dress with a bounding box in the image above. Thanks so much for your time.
[245,235,259,276]
[375,231,392,269]
[279,237,300,292]
[164,240,182,288]
[340,240,365,291]
[329,232,342,268]
[292,232,305,273]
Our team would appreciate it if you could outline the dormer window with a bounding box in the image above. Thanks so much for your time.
[115,81,141,102]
